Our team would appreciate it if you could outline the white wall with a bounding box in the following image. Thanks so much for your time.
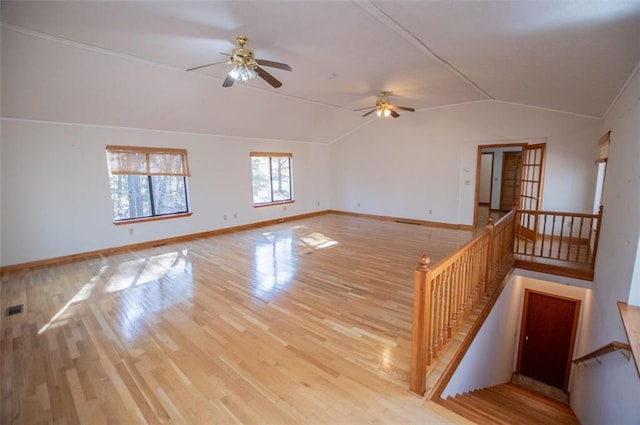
[0,119,329,266]
[443,269,591,398]
[570,67,640,425]
[442,270,521,397]
[329,101,601,226]
[628,233,640,306]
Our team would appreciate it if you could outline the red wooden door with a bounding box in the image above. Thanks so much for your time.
[516,290,580,391]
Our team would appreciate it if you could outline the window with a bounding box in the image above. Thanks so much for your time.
[106,145,191,222]
[593,130,610,215]
[250,152,293,206]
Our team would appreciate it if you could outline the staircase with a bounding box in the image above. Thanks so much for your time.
[437,383,580,424]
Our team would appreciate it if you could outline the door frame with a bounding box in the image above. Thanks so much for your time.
[515,289,581,392]
[473,142,527,229]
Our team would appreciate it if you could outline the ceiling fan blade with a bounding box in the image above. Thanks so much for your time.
[354,106,376,111]
[390,109,400,118]
[256,59,292,72]
[361,108,377,117]
[255,66,283,88]
[391,105,415,112]
[222,74,235,87]
[186,61,228,72]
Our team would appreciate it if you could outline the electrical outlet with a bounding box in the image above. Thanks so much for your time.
[129,228,134,235]
[224,215,227,220]
[357,203,360,208]
[429,209,432,215]
[317,201,320,207]
[234,213,238,219]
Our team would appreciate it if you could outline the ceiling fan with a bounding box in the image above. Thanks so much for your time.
[186,36,292,88]
[354,91,415,118]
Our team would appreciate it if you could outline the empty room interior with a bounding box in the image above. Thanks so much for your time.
[1,2,640,424]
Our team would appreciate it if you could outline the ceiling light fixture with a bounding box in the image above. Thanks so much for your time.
[377,105,392,118]
[187,36,291,88]
[229,64,257,83]
[227,37,259,83]
[354,91,415,119]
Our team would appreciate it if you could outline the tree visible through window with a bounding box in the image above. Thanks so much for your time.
[106,146,191,221]
[250,152,293,206]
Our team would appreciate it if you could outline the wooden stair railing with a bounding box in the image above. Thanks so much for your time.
[513,207,603,279]
[410,211,516,395]
[572,341,632,366]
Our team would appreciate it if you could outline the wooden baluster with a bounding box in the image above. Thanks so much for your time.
[451,265,460,336]
[410,254,431,395]
[480,239,489,299]
[576,216,585,262]
[568,215,575,262]
[446,265,454,340]
[436,275,444,354]
[470,248,478,305]
[466,250,473,309]
[546,214,554,259]
[485,217,494,295]
[465,250,473,312]
[557,215,565,260]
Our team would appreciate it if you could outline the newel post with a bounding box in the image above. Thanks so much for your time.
[484,217,495,295]
[410,254,432,396]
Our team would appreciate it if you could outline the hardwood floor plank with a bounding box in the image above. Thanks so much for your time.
[1,214,475,424]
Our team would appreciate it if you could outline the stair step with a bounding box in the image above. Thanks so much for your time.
[511,373,570,403]
[436,383,580,425]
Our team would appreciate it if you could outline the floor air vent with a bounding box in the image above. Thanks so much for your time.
[5,305,24,316]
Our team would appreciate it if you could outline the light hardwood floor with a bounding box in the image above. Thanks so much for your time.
[1,214,475,424]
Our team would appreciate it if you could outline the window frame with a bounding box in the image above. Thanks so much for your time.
[106,145,192,224]
[250,151,294,207]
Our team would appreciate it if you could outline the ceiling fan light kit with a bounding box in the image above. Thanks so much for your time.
[354,91,415,119]
[377,107,391,118]
[228,65,257,83]
[187,36,291,89]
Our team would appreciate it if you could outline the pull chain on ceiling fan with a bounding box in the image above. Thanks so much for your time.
[354,91,415,118]
[186,36,292,88]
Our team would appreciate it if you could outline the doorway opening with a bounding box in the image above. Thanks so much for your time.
[474,143,525,229]
[473,141,547,230]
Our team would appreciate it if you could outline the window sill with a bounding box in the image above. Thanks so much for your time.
[113,212,192,225]
[253,200,295,209]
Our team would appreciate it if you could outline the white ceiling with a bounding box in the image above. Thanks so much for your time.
[2,1,639,143]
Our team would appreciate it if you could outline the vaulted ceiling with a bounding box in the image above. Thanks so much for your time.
[2,1,639,143]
